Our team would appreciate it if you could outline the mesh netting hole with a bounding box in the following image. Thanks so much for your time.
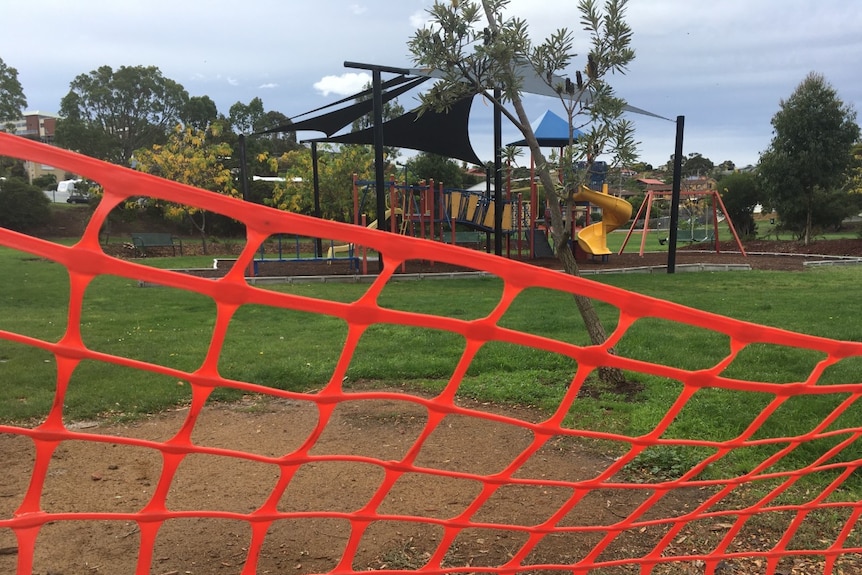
[498,286,615,346]
[0,252,69,341]
[259,517,350,574]
[469,341,578,386]
[471,483,572,526]
[0,343,56,426]
[621,444,717,483]
[353,521,443,571]
[445,527,528,569]
[660,387,774,443]
[784,507,860,550]
[152,518,250,573]
[279,461,385,514]
[41,439,161,514]
[615,317,730,370]
[819,355,862,384]
[593,523,675,567]
[413,413,535,476]
[192,394,320,458]
[0,433,34,513]
[65,360,193,424]
[33,520,139,574]
[754,392,858,441]
[377,273,503,319]
[247,232,367,282]
[80,275,216,371]
[522,530,608,566]
[166,454,279,513]
[219,304,347,389]
[377,471,483,520]
[720,343,828,383]
[350,324,464,380]
[512,438,621,483]
[558,487,655,528]
[307,398,428,461]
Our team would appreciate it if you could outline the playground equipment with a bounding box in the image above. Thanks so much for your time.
[346,176,531,259]
[619,189,747,256]
[331,173,630,264]
[572,184,633,257]
[325,208,403,259]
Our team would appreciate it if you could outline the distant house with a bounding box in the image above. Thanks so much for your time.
[636,178,671,193]
[1,111,65,185]
[682,175,718,192]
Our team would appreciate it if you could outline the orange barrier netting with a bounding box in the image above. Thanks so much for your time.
[0,133,860,575]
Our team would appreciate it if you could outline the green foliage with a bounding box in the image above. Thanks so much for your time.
[0,177,51,232]
[56,65,189,165]
[32,173,58,190]
[680,152,714,177]
[269,144,376,221]
[181,95,219,131]
[719,171,760,238]
[0,57,27,130]
[758,72,861,244]
[132,124,238,241]
[405,152,469,188]
[229,97,265,134]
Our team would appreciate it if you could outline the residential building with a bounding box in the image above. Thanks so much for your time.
[1,111,66,184]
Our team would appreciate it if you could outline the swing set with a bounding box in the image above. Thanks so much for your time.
[619,189,747,256]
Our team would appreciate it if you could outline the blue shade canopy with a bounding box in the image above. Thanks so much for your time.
[507,110,584,148]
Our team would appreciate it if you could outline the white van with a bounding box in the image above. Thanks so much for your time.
[57,179,89,204]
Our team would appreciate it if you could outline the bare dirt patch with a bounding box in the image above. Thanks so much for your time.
[3,387,860,574]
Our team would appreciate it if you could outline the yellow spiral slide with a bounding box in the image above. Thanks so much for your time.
[571,185,633,256]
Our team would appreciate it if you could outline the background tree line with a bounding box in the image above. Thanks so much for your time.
[2,50,860,244]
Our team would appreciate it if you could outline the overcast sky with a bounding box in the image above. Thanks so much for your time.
[3,0,861,170]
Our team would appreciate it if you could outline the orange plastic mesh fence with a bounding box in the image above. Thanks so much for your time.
[1,134,860,575]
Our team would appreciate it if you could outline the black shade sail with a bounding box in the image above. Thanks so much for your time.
[257,76,428,137]
[314,95,482,166]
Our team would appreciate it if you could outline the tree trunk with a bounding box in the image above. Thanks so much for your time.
[506,100,628,390]
[478,0,628,391]
[186,211,208,255]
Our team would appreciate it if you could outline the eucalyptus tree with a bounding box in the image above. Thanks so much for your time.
[56,65,188,165]
[759,73,860,244]
[0,57,27,132]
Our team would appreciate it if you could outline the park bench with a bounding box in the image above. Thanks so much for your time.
[130,233,183,257]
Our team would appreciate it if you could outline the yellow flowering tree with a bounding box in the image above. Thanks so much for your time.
[133,124,239,253]
[268,144,378,222]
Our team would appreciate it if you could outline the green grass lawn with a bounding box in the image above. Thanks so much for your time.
[1,244,860,504]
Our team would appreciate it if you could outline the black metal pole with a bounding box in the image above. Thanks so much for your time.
[238,134,249,202]
[372,69,386,273]
[311,141,323,258]
[667,115,685,274]
[493,87,503,256]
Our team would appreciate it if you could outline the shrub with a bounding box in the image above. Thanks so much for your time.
[0,177,52,232]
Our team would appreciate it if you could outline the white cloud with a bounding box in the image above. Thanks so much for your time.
[350,4,367,15]
[227,77,239,86]
[259,83,278,89]
[409,10,431,29]
[313,72,372,97]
